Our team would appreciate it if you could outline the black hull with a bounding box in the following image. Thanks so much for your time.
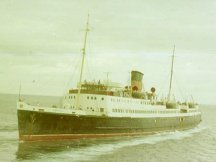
[17,110,201,141]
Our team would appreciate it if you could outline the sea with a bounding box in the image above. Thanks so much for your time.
[0,93,215,162]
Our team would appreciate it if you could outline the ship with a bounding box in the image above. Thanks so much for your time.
[17,16,201,141]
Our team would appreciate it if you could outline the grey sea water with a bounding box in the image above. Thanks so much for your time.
[0,94,215,162]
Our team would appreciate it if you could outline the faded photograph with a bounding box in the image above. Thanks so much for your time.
[0,0,215,162]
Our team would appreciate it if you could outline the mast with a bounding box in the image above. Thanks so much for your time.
[76,14,90,109]
[168,45,175,101]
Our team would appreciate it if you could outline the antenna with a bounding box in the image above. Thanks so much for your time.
[168,45,175,101]
[191,95,194,103]
[76,14,90,109]
[104,72,110,81]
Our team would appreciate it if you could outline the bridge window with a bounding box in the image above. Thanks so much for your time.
[100,108,104,112]
[101,97,104,100]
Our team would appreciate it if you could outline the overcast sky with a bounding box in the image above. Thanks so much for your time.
[0,0,216,105]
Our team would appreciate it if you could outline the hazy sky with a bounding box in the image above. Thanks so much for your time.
[0,0,216,104]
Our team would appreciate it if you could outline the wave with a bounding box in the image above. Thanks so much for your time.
[0,130,18,141]
[28,125,206,162]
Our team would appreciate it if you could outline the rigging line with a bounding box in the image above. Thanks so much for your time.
[85,50,94,81]
[35,56,60,91]
[39,66,61,93]
[62,55,81,95]
[172,73,187,102]
[85,58,90,80]
[160,72,171,93]
[87,39,96,81]
[157,68,170,100]
[67,56,81,87]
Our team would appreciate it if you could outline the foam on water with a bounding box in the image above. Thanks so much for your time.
[0,94,213,162]
[37,126,206,162]
[0,130,18,141]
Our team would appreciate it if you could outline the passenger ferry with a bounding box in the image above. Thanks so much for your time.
[17,16,201,141]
